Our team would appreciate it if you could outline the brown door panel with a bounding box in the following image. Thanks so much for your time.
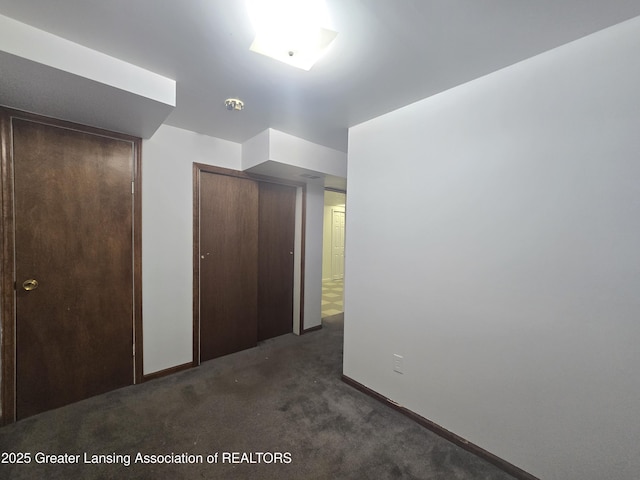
[258,182,296,341]
[199,173,259,361]
[13,119,134,419]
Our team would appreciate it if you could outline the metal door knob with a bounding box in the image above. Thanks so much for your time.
[22,279,38,291]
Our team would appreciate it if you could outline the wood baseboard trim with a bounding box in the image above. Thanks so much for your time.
[341,375,539,480]
[143,362,194,382]
[301,325,322,335]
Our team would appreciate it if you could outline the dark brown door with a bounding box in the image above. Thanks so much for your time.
[258,182,296,341]
[199,172,259,361]
[13,118,135,419]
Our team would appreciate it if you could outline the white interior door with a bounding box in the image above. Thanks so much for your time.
[331,208,345,280]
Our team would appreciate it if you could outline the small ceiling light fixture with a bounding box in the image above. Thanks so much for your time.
[246,0,337,71]
[225,98,245,111]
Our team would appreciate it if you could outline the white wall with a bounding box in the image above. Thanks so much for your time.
[269,129,347,178]
[142,125,241,374]
[345,17,640,480]
[0,14,175,106]
[240,129,270,169]
[303,183,325,330]
[0,14,175,139]
[142,124,328,373]
[292,186,304,335]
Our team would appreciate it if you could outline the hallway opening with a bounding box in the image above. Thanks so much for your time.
[321,190,346,318]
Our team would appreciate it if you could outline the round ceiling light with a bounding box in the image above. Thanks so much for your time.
[224,98,244,111]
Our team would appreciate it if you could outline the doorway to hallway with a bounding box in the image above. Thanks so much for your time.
[322,190,346,318]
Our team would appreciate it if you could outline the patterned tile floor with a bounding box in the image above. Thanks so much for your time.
[322,278,344,318]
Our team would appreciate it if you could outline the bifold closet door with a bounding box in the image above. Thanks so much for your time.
[199,172,259,361]
[258,182,296,341]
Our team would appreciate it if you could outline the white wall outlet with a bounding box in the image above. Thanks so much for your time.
[393,354,404,374]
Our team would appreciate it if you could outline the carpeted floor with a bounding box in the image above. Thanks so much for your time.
[0,315,515,479]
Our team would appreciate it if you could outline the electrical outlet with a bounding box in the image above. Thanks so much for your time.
[393,354,404,374]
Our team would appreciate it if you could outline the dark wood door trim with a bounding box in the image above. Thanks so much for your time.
[133,140,143,385]
[299,184,307,333]
[0,107,143,425]
[193,163,307,187]
[192,163,306,365]
[0,109,16,426]
[192,164,201,366]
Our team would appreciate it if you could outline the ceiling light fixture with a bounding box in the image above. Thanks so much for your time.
[225,98,245,111]
[246,0,337,71]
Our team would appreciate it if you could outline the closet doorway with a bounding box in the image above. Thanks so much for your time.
[193,165,302,363]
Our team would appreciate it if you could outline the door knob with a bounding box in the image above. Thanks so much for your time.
[22,279,39,291]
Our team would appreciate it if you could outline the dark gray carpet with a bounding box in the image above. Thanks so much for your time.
[0,315,515,479]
